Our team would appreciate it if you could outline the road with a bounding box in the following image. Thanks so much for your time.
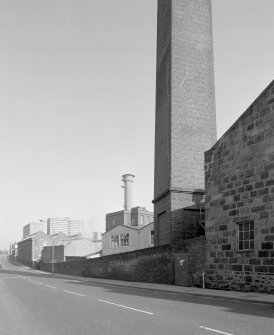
[0,258,273,335]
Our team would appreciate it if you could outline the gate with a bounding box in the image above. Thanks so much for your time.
[174,253,189,286]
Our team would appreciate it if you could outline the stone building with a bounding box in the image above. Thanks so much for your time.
[205,80,274,293]
[153,0,217,246]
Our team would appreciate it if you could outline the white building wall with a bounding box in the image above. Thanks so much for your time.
[64,239,100,257]
[139,222,154,249]
[102,225,139,256]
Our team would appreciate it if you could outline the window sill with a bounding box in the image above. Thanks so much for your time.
[237,249,255,254]
[110,246,129,248]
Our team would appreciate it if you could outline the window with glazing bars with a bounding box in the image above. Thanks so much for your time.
[238,221,254,251]
[110,235,119,247]
[120,233,129,246]
[150,230,154,245]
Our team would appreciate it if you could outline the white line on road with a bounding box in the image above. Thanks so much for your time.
[98,299,154,315]
[63,290,85,297]
[45,285,57,289]
[0,276,21,280]
[199,326,235,335]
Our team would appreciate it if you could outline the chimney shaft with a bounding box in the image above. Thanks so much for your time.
[121,174,135,211]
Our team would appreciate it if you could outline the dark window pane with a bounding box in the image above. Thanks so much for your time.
[250,222,254,230]
[244,241,249,249]
[244,223,249,231]
[250,241,254,249]
[250,231,254,239]
[239,241,243,250]
[244,232,249,240]
[239,224,243,231]
[239,232,243,240]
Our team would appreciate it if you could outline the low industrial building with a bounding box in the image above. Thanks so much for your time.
[41,238,102,262]
[17,231,52,265]
[103,174,154,256]
[102,222,154,256]
[9,242,18,261]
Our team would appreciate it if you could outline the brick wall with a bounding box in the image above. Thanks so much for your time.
[205,80,274,293]
[154,0,172,200]
[154,0,216,246]
[41,245,65,263]
[106,210,130,232]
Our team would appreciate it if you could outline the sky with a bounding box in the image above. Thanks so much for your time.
[1,0,274,249]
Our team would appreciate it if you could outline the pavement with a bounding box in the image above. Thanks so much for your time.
[44,271,274,306]
[7,259,274,306]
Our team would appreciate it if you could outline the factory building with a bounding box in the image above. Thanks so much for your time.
[105,174,153,232]
[103,174,154,255]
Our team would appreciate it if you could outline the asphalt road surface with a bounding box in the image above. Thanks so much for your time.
[0,258,273,335]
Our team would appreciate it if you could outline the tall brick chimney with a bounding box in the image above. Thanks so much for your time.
[153,0,217,245]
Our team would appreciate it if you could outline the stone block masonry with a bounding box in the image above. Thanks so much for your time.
[154,0,216,246]
[38,237,207,287]
[205,80,274,293]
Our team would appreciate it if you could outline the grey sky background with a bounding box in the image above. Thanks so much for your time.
[1,0,274,249]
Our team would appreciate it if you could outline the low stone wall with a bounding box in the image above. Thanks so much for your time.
[38,236,206,286]
[39,260,85,276]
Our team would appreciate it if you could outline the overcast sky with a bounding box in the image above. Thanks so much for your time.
[1,0,274,249]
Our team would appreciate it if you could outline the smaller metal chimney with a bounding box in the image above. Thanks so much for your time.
[121,174,135,211]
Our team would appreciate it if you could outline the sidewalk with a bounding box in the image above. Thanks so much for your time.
[49,271,274,306]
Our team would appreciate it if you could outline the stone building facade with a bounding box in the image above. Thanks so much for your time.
[205,80,274,293]
[153,0,216,246]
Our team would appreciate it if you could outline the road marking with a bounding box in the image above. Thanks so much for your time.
[199,326,235,335]
[45,285,57,289]
[71,280,82,283]
[252,302,268,306]
[63,290,85,297]
[98,299,154,315]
